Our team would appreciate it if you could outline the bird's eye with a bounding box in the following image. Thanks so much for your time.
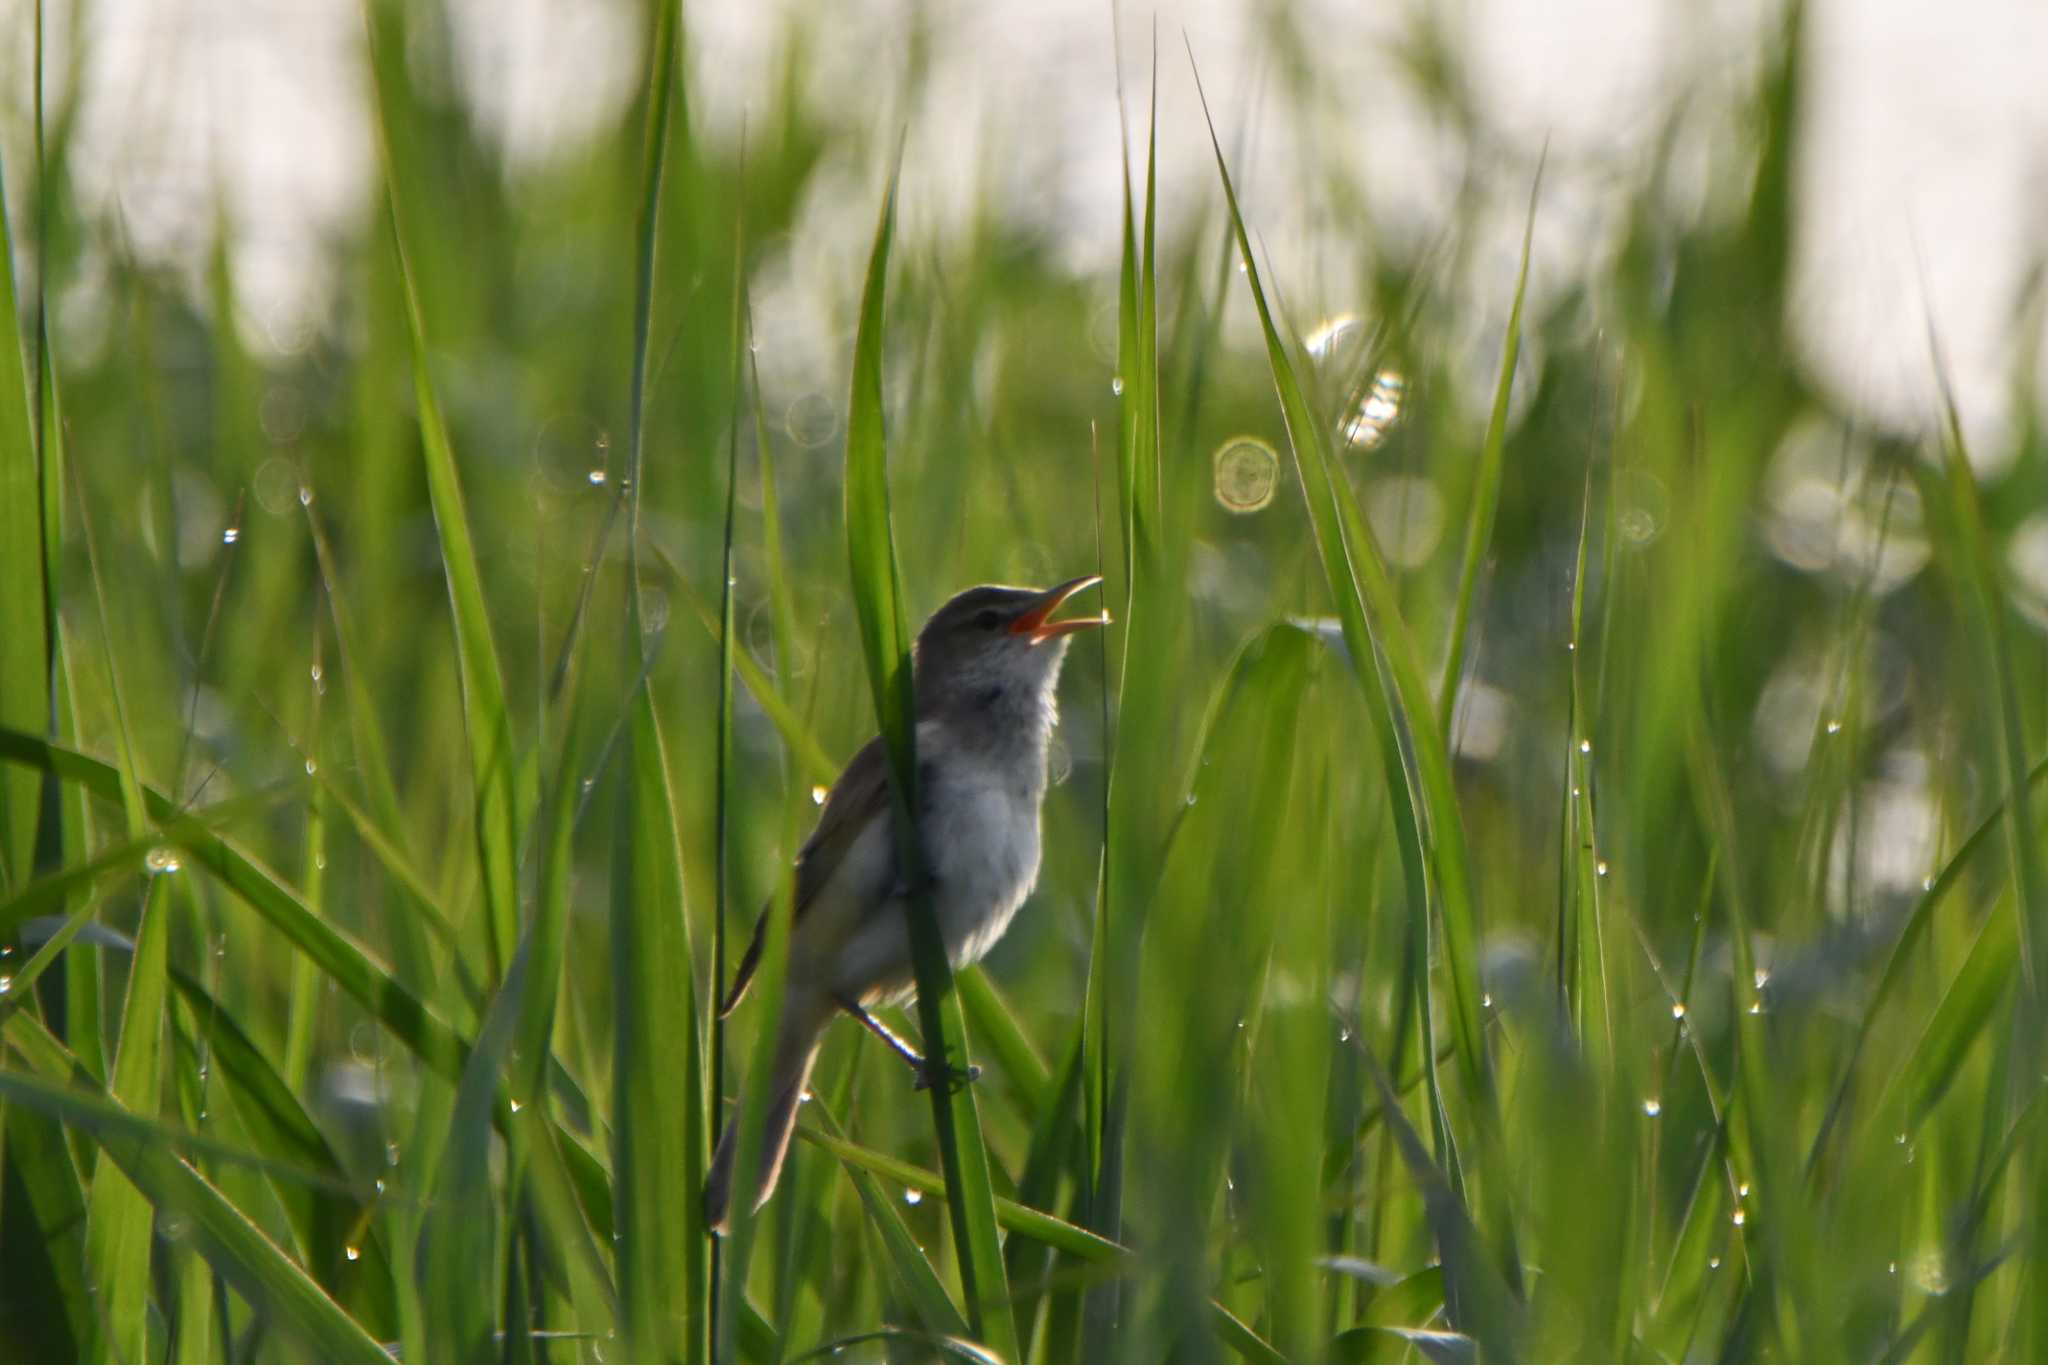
[974,609,1002,631]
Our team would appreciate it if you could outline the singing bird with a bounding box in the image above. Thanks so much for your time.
[703,576,1108,1232]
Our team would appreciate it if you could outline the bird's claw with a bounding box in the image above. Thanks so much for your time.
[913,1059,981,1094]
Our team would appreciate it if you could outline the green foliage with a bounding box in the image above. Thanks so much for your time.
[3,2,2046,1362]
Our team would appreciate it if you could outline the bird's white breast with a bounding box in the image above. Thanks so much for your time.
[820,721,1046,1006]
[924,752,1042,968]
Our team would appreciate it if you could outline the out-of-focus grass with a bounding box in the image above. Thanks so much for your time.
[3,2,2047,1362]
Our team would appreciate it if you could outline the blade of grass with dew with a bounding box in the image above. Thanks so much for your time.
[1885,900,2017,1131]
[1924,331,2048,1354]
[0,149,43,892]
[1355,1043,1519,1357]
[807,1095,973,1339]
[611,4,708,1358]
[1564,478,1613,1065]
[75,464,172,1365]
[842,158,1019,1359]
[1805,751,2048,1179]
[1090,38,1168,1289]
[710,157,787,1363]
[1436,155,1541,737]
[0,729,472,1070]
[0,1044,393,1365]
[366,25,532,986]
[420,913,539,1364]
[1191,58,1493,1169]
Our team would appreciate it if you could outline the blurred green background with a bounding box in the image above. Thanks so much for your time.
[3,0,2047,1361]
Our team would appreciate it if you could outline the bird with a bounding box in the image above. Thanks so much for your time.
[703,575,1109,1233]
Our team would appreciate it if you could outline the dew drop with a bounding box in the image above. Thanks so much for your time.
[1578,739,1592,754]
[1709,1256,1721,1270]
[1481,993,1493,1009]
[509,1098,523,1113]
[1671,1002,1687,1020]
[310,663,323,683]
[1753,969,1770,990]
[1643,1097,1662,1117]
[0,975,11,996]
[588,468,607,486]
[903,1188,923,1206]
[1596,860,1610,877]
[386,1142,401,1166]
[345,1245,360,1262]
[305,758,318,776]
[1732,1209,1746,1226]
[1738,1181,1750,1198]
[1748,1001,1762,1015]
[144,846,183,875]
[1110,376,1125,397]
[297,485,314,507]
[222,526,240,545]
[1825,718,1843,735]
[811,785,829,806]
[1185,793,1198,807]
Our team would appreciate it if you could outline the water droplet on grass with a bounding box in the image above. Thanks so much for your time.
[588,468,607,485]
[222,526,240,545]
[145,847,183,874]
[903,1188,923,1206]
[1671,1002,1686,1019]
[1732,1209,1746,1226]
[811,785,828,806]
[1110,375,1124,396]
[345,1245,360,1262]
[1643,1097,1662,1117]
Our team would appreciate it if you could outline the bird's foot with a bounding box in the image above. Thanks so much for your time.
[912,1057,982,1094]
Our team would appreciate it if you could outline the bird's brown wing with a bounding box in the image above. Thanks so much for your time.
[719,734,895,1016]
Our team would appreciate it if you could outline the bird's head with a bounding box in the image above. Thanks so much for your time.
[912,576,1108,715]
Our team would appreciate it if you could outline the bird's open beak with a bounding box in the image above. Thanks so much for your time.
[1010,575,1110,643]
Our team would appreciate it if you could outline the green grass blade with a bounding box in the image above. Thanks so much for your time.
[842,158,1020,1359]
[609,4,708,1359]
[1437,156,1541,735]
[0,146,43,892]
[366,14,531,984]
[1191,55,1492,1114]
[0,729,469,1077]
[0,1048,391,1365]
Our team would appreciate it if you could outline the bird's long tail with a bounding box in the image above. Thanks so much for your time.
[704,995,829,1234]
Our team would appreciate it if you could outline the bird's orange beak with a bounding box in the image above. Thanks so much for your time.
[1009,575,1109,643]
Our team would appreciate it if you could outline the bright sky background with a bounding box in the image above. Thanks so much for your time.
[7,0,2044,459]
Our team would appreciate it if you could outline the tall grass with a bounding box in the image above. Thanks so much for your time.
[3,2,2046,1362]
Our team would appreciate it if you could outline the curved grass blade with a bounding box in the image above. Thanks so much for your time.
[1190,53,1492,1118]
[366,10,532,984]
[1437,155,1542,735]
[0,728,469,1078]
[0,144,43,891]
[0,1046,391,1365]
[843,157,1019,1359]
[610,5,708,1359]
